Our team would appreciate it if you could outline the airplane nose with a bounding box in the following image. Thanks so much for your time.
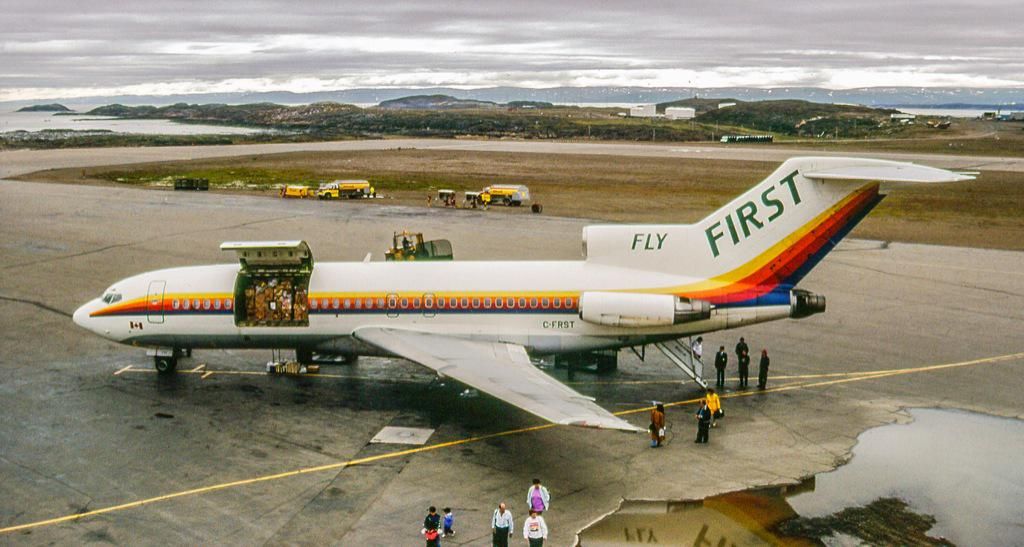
[73,299,97,330]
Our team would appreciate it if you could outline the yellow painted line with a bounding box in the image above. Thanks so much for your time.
[116,366,422,384]
[6,351,1021,536]
[119,366,868,387]
[566,370,883,386]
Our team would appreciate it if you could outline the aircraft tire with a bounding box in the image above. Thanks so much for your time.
[155,356,177,374]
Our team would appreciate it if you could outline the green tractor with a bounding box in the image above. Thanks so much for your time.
[385,231,454,261]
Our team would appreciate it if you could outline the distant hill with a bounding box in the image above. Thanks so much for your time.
[16,103,72,112]
[377,95,500,110]
[73,97,919,141]
[507,101,555,109]
[689,99,898,137]
[86,102,361,125]
[5,87,1024,112]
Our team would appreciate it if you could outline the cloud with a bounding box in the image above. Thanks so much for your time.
[1,0,1022,100]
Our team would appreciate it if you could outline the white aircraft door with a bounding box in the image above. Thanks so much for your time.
[146,280,166,324]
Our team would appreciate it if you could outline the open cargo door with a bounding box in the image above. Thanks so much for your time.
[221,241,313,327]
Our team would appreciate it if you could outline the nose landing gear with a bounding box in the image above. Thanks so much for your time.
[149,347,189,374]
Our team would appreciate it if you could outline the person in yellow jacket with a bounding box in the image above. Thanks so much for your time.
[705,388,723,428]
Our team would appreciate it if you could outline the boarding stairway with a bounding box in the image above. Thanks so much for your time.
[654,337,709,389]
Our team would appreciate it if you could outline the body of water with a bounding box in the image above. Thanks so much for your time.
[895,107,1020,118]
[0,111,261,135]
[788,408,1024,546]
[578,408,1024,546]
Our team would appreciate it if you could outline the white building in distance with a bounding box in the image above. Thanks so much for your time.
[629,104,657,117]
[665,107,696,120]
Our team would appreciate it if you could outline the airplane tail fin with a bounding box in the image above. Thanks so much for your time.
[583,157,972,303]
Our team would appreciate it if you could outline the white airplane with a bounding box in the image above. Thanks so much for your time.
[73,157,971,432]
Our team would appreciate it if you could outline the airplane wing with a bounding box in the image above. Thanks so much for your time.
[353,327,641,432]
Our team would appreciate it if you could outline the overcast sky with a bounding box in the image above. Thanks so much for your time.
[2,0,1022,101]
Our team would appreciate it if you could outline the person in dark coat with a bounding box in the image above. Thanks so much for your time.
[734,337,749,364]
[758,349,770,389]
[714,346,728,388]
[738,350,751,388]
[422,506,442,547]
[695,400,712,443]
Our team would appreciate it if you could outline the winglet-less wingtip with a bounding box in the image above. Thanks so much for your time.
[560,417,643,433]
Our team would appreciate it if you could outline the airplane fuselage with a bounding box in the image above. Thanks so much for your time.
[73,259,795,357]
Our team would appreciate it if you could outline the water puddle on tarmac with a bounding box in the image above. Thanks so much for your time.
[577,408,1024,546]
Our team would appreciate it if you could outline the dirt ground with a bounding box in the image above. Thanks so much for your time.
[16,148,1024,250]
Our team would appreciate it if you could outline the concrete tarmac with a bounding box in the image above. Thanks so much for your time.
[2,153,1023,545]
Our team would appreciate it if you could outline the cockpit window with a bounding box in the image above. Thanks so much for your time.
[102,292,122,304]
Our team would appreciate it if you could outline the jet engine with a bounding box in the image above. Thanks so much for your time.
[578,292,711,328]
[790,289,826,318]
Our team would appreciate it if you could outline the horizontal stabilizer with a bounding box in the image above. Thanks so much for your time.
[802,161,974,185]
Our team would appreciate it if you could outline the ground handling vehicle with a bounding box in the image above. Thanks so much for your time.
[482,184,530,206]
[317,180,371,199]
[438,189,457,207]
[280,185,312,198]
[464,191,490,208]
[385,230,454,261]
[173,177,209,191]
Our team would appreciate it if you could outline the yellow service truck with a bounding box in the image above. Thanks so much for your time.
[280,185,312,198]
[317,180,372,199]
[481,184,530,206]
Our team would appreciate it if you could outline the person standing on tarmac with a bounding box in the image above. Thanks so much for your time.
[522,510,548,547]
[491,502,514,547]
[735,337,749,366]
[526,479,550,514]
[738,350,751,389]
[714,346,728,388]
[422,506,442,547]
[650,403,666,447]
[758,349,771,389]
[706,389,723,427]
[695,399,712,443]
